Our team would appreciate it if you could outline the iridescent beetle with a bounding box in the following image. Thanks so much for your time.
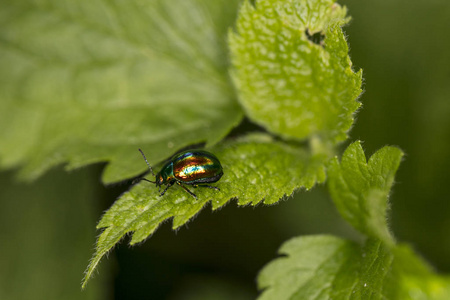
[138,149,223,199]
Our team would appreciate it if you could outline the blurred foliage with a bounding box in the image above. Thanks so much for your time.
[0,0,449,299]
[0,0,242,183]
[0,167,108,300]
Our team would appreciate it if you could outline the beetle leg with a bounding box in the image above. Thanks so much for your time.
[160,182,173,197]
[177,182,198,199]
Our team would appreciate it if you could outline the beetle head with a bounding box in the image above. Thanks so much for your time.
[155,174,164,186]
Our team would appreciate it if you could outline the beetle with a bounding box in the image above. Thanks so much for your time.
[137,148,223,199]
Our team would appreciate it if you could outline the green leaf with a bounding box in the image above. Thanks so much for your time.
[229,0,362,144]
[258,235,450,300]
[327,141,404,245]
[257,235,360,300]
[82,133,327,288]
[0,0,242,183]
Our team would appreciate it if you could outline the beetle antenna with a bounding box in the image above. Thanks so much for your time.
[138,148,156,177]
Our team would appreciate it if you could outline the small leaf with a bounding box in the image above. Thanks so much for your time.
[327,141,404,245]
[82,133,327,288]
[229,0,362,144]
[0,0,242,183]
[258,236,450,300]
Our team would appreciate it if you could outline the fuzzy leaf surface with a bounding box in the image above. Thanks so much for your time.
[229,0,362,143]
[0,0,242,183]
[328,141,404,245]
[82,134,326,287]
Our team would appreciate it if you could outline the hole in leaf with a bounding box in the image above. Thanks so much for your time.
[305,29,325,45]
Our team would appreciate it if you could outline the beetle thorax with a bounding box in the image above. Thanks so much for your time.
[157,162,175,185]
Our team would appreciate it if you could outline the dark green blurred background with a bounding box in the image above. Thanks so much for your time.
[1,0,449,299]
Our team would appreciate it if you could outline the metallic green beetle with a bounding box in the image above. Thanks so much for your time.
[138,149,223,199]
